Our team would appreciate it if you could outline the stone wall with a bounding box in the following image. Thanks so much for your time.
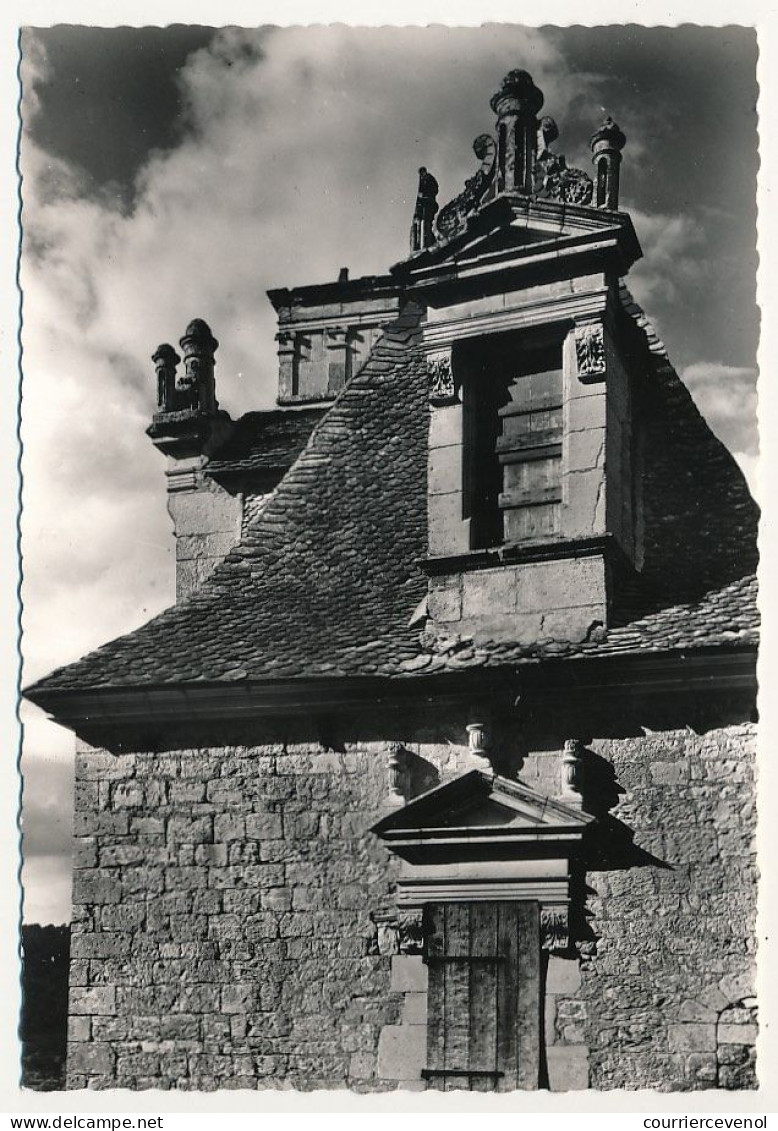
[66,711,757,1092]
[522,723,758,1091]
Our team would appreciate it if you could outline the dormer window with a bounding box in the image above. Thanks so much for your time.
[460,329,565,550]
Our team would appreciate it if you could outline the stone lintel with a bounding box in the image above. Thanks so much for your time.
[421,282,609,353]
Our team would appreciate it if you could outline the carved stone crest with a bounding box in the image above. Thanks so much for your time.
[575,323,606,378]
[436,134,497,242]
[369,908,425,956]
[541,906,570,952]
[427,351,457,405]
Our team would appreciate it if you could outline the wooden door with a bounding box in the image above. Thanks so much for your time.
[423,901,541,1091]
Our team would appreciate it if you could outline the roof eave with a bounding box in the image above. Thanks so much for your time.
[24,644,758,741]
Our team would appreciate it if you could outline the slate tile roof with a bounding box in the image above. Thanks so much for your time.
[26,298,759,703]
[205,408,327,482]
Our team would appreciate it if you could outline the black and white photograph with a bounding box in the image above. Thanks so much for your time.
[12,15,772,1106]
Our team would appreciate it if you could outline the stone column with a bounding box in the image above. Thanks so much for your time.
[152,343,180,412]
[276,330,298,400]
[326,326,351,395]
[178,319,219,414]
[590,117,627,210]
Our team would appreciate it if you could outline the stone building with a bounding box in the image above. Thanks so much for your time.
[25,69,759,1092]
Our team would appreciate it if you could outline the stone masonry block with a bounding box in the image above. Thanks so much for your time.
[679,999,718,1023]
[402,992,428,1026]
[461,567,518,618]
[668,1024,717,1053]
[68,1042,115,1076]
[391,955,428,993]
[546,957,582,994]
[546,1045,589,1092]
[518,557,605,613]
[428,403,463,450]
[71,874,120,905]
[75,752,136,781]
[428,443,463,496]
[176,532,239,561]
[428,491,469,557]
[428,582,462,623]
[68,1017,91,1043]
[167,815,213,844]
[718,1024,757,1045]
[567,427,605,474]
[377,1024,426,1081]
[70,986,116,1016]
[349,1052,375,1080]
[562,467,606,539]
[168,489,242,537]
[214,814,246,842]
[650,761,691,786]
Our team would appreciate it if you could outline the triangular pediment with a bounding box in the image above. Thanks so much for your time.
[391,195,641,297]
[372,769,593,845]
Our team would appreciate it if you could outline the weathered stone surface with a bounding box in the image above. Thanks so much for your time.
[390,956,428,994]
[66,719,756,1093]
[547,957,582,994]
[377,1024,426,1081]
[547,1045,589,1092]
[402,992,428,1026]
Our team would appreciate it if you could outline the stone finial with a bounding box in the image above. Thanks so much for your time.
[590,116,627,210]
[410,166,440,252]
[466,710,493,774]
[178,318,219,414]
[489,68,545,118]
[490,70,545,196]
[385,742,407,808]
[152,343,181,412]
[561,739,584,807]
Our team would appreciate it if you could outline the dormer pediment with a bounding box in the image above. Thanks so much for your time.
[392,195,641,299]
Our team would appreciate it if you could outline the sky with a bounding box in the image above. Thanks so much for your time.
[16,24,760,925]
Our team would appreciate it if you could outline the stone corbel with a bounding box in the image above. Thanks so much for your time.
[427,348,458,405]
[574,321,606,381]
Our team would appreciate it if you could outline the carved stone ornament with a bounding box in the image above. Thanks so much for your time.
[385,742,407,808]
[369,908,425,956]
[534,152,594,206]
[436,134,497,242]
[575,322,606,378]
[427,351,457,405]
[561,738,584,806]
[541,906,570,952]
[152,343,181,412]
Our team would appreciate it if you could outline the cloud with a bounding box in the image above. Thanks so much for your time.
[627,207,706,307]
[679,361,759,497]
[18,24,588,689]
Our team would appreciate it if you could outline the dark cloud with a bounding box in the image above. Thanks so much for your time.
[21,26,218,208]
